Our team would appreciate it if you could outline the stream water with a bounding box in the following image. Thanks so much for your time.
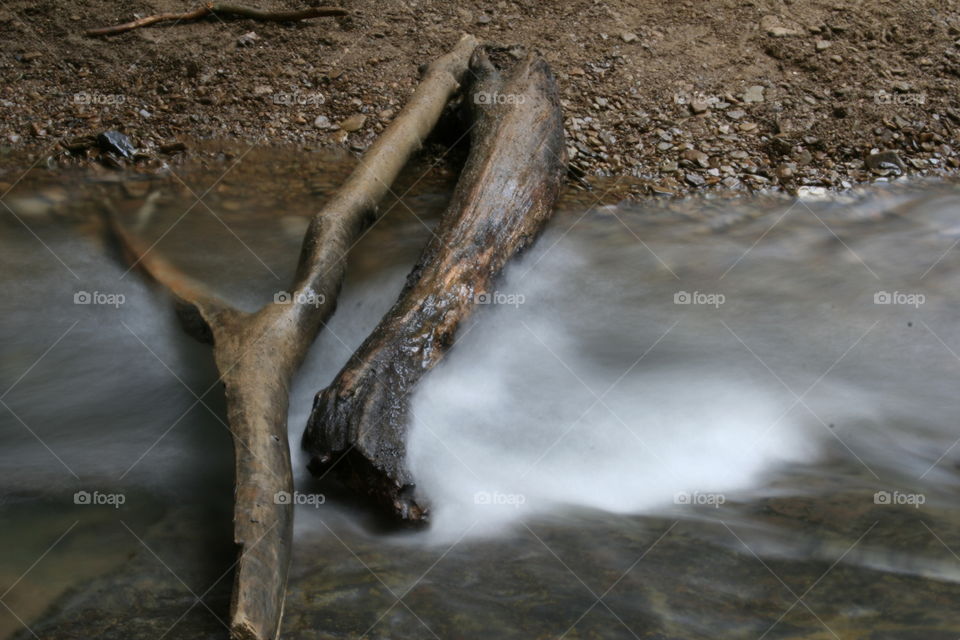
[2,147,960,639]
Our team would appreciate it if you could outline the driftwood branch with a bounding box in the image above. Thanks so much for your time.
[85,3,348,37]
[301,48,567,521]
[104,34,479,639]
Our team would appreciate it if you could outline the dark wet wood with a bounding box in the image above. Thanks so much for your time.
[301,49,567,521]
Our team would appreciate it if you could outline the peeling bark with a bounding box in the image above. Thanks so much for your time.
[301,49,567,521]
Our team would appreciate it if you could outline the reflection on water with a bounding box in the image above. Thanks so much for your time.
[2,147,960,638]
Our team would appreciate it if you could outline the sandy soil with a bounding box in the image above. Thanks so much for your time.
[1,0,959,196]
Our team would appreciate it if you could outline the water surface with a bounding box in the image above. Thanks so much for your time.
[2,148,959,639]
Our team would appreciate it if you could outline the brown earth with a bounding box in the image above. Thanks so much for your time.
[1,0,960,198]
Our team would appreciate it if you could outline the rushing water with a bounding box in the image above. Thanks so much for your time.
[2,148,960,639]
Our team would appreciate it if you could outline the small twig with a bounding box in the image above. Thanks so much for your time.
[85,3,347,37]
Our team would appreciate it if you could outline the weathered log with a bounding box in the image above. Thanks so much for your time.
[301,48,567,521]
[104,34,480,640]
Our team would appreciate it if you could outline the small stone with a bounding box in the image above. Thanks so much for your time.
[237,31,259,47]
[97,130,134,159]
[378,109,395,121]
[685,172,706,187]
[776,164,794,179]
[476,14,491,24]
[621,32,638,43]
[690,100,710,114]
[721,176,740,188]
[768,26,803,37]
[739,122,758,132]
[313,115,331,129]
[681,149,710,168]
[830,55,843,64]
[743,85,765,103]
[816,40,832,51]
[650,183,676,196]
[865,150,906,175]
[727,109,746,120]
[338,114,367,132]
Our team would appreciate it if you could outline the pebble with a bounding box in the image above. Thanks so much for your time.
[690,100,710,114]
[237,31,259,47]
[727,109,746,120]
[681,149,709,168]
[685,172,706,187]
[621,32,638,43]
[97,130,134,159]
[338,114,367,132]
[816,40,832,51]
[743,85,765,103]
[768,26,803,37]
[865,150,906,175]
[313,115,331,129]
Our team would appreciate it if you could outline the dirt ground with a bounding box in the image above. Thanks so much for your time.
[1,0,959,197]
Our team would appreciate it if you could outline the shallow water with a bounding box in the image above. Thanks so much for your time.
[2,149,960,639]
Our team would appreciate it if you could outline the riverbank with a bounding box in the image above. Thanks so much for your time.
[1,0,959,197]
